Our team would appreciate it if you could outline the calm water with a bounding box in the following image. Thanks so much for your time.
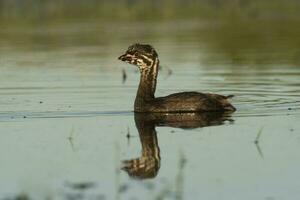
[0,19,300,200]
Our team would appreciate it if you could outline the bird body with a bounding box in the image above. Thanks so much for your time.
[135,92,235,113]
[118,43,235,113]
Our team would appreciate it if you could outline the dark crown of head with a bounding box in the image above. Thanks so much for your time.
[127,43,158,59]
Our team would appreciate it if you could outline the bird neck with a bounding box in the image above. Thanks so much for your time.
[135,58,159,101]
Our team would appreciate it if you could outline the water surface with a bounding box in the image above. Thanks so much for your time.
[0,19,300,200]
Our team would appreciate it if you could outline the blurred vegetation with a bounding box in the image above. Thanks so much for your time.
[1,0,300,66]
[1,0,300,22]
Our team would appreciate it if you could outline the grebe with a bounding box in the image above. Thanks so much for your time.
[118,43,236,113]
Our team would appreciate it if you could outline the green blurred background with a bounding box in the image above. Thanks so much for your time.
[1,0,300,66]
[1,0,300,21]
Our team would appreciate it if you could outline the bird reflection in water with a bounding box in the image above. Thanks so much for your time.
[122,111,234,179]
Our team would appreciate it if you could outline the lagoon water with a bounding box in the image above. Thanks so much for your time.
[0,19,300,200]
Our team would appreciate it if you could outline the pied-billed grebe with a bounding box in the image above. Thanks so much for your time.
[118,43,236,113]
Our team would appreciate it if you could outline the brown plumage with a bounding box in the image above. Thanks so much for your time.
[118,43,236,113]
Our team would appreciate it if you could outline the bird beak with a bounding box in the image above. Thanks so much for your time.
[118,53,132,62]
[118,54,126,61]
